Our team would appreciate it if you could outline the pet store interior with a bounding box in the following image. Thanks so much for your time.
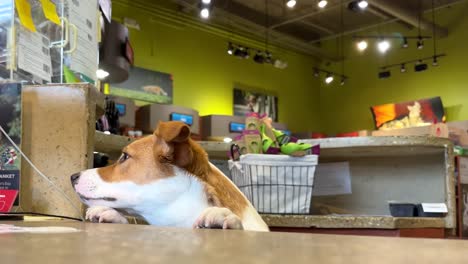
[1,0,468,262]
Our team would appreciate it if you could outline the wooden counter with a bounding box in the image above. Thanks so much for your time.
[0,221,466,263]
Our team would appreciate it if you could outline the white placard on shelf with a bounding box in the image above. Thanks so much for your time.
[421,203,448,213]
[313,162,352,196]
[17,28,52,82]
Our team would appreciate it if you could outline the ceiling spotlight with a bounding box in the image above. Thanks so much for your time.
[201,0,211,4]
[417,37,424,49]
[357,40,368,51]
[227,43,234,55]
[377,39,390,53]
[378,70,391,79]
[340,77,346,86]
[243,48,250,59]
[318,0,328,8]
[274,59,288,69]
[325,73,334,84]
[432,56,438,66]
[96,69,109,79]
[400,64,406,73]
[264,51,273,64]
[313,69,319,77]
[253,51,265,64]
[286,0,297,8]
[357,0,368,9]
[200,8,210,19]
[402,37,408,48]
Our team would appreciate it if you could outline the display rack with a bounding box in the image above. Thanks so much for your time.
[199,137,455,237]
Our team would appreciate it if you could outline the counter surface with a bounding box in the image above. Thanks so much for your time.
[0,221,466,263]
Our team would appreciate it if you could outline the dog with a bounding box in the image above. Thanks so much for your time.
[71,121,269,231]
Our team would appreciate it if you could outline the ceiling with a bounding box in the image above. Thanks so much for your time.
[168,0,465,60]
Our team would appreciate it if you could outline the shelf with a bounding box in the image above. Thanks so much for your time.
[94,131,134,157]
[200,136,455,231]
[262,214,446,229]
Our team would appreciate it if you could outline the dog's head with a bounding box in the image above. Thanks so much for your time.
[71,121,207,209]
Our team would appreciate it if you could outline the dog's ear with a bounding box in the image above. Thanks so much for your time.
[154,121,192,167]
[154,121,191,143]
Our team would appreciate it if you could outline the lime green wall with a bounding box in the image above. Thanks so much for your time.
[112,3,321,132]
[319,3,468,134]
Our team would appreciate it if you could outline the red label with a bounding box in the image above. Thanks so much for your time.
[0,190,18,212]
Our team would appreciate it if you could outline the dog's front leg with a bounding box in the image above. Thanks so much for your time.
[86,206,129,224]
[193,207,243,230]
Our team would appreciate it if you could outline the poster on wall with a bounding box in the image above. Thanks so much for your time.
[0,83,21,212]
[111,67,173,104]
[233,87,278,122]
[370,97,445,130]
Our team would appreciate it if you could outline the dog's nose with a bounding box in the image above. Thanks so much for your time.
[70,173,81,185]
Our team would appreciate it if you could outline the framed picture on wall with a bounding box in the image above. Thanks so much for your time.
[233,86,278,122]
[110,67,173,104]
[370,96,445,130]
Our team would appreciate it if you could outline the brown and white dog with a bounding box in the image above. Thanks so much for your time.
[71,121,269,231]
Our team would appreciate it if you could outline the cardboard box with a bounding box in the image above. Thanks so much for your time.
[201,115,245,140]
[136,104,199,135]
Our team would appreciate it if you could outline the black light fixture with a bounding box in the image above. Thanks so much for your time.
[233,46,249,59]
[400,64,406,73]
[264,51,273,64]
[348,0,368,11]
[414,62,428,72]
[227,42,234,55]
[340,77,347,86]
[402,37,408,48]
[325,73,334,84]
[253,50,265,64]
[416,36,424,50]
[378,69,391,79]
[313,69,319,77]
[313,67,348,85]
[432,56,438,66]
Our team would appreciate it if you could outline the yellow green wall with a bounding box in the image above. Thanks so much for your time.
[319,2,468,134]
[112,2,321,132]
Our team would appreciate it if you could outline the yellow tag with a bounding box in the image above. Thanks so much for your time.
[40,0,60,25]
[104,83,110,95]
[14,0,36,32]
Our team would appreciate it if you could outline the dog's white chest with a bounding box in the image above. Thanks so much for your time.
[133,168,210,227]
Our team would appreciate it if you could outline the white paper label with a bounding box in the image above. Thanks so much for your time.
[65,0,98,81]
[421,203,448,213]
[313,162,352,196]
[17,28,52,82]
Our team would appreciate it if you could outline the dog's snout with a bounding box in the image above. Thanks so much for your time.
[71,173,81,185]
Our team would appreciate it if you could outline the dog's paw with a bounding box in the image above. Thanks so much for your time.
[193,207,243,230]
[85,206,128,224]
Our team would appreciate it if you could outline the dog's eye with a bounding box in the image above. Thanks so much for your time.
[120,152,130,163]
